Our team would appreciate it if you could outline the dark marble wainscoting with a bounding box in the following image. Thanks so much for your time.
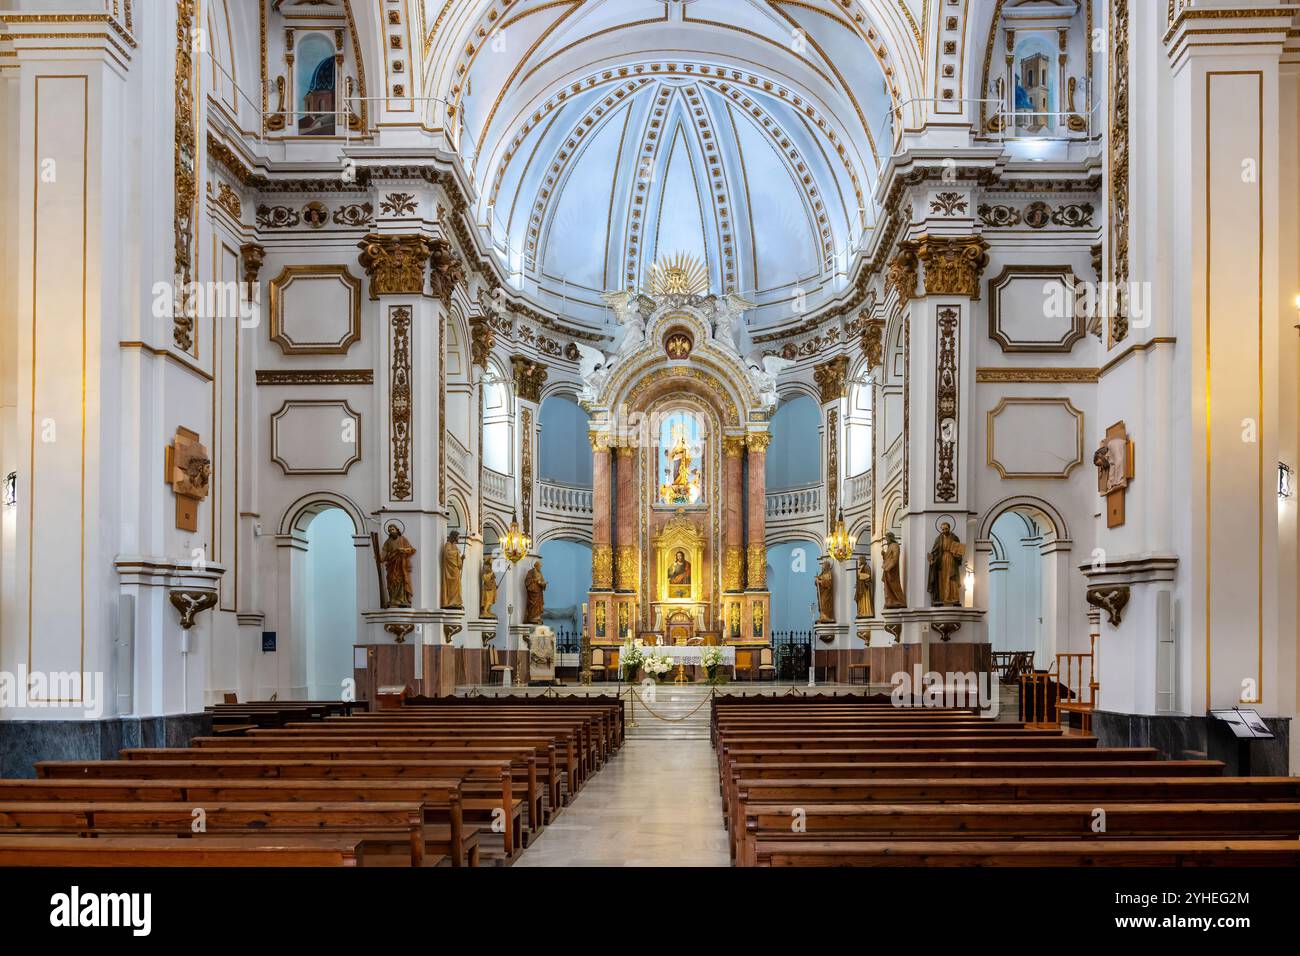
[1092,710,1291,775]
[0,713,212,779]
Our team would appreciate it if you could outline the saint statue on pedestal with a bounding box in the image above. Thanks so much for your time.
[815,558,835,623]
[927,522,965,607]
[524,560,547,624]
[441,530,464,609]
[854,557,875,618]
[381,523,416,608]
[881,532,905,609]
[479,560,498,619]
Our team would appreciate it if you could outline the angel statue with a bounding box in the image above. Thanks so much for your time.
[712,292,754,354]
[573,342,612,403]
[603,290,652,358]
[747,353,795,411]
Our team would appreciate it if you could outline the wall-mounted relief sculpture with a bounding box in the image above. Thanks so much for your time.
[1094,420,1135,528]
[270,400,362,476]
[268,265,362,355]
[987,265,1086,353]
[166,427,210,532]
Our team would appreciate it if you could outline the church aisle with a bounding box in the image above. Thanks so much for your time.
[514,739,730,867]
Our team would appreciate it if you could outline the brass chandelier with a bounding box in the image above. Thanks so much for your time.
[827,508,856,563]
[501,510,532,564]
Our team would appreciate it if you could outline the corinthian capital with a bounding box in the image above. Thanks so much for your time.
[915,235,990,298]
[357,233,433,299]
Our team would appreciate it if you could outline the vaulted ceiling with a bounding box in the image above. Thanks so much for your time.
[420,0,919,326]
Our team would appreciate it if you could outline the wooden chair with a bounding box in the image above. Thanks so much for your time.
[487,646,510,686]
[757,647,777,682]
[589,648,610,681]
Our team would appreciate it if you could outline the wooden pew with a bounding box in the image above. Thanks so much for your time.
[752,838,1300,867]
[36,759,521,858]
[0,777,475,866]
[122,745,543,836]
[737,801,1300,867]
[0,834,366,866]
[0,801,445,867]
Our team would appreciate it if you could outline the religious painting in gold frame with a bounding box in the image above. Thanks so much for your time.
[654,510,705,604]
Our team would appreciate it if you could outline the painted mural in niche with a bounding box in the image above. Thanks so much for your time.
[297,33,336,136]
[657,410,705,507]
[1012,35,1056,135]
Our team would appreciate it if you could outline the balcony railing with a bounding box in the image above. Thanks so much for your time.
[765,484,823,520]
[447,432,472,481]
[538,480,593,517]
[482,467,512,505]
[845,471,871,509]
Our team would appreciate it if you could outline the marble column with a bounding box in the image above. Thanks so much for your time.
[613,444,637,593]
[744,433,770,589]
[590,436,613,590]
[722,436,746,592]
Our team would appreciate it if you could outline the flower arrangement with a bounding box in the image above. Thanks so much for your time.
[642,651,673,682]
[700,644,728,683]
[619,638,645,680]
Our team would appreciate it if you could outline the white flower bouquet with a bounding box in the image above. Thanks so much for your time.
[700,644,727,683]
[642,651,673,681]
[619,638,645,679]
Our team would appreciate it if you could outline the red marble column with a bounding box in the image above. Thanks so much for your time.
[614,444,638,592]
[745,433,770,589]
[590,437,612,590]
[723,436,745,591]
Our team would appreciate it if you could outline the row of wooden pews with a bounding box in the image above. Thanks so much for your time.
[0,696,622,867]
[712,695,1300,867]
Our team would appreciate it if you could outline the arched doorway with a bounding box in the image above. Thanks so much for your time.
[766,539,819,632]
[302,507,358,698]
[978,498,1073,668]
[537,537,592,644]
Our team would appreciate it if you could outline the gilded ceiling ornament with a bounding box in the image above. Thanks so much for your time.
[885,242,919,304]
[302,201,329,229]
[929,191,968,216]
[1109,0,1131,346]
[390,306,413,501]
[862,320,885,369]
[511,355,548,404]
[977,203,1022,228]
[916,235,990,298]
[469,315,495,370]
[256,369,374,386]
[647,252,709,298]
[934,307,960,503]
[813,355,850,404]
[332,202,374,227]
[216,182,242,220]
[239,243,265,285]
[429,237,466,307]
[357,234,433,299]
[256,204,301,229]
[380,192,418,217]
[172,0,198,353]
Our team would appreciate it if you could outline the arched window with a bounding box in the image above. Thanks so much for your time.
[766,540,820,632]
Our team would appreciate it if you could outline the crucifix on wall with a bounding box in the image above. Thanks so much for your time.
[1093,421,1135,528]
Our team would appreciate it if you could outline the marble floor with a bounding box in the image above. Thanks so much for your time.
[513,738,731,867]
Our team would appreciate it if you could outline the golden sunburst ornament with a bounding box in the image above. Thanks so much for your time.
[647,252,709,298]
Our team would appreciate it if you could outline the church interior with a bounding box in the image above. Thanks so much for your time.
[1,0,1299,898]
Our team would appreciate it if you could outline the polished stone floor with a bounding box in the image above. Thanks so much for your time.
[514,738,730,867]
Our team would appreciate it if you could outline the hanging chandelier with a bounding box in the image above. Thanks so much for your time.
[827,508,855,563]
[501,510,532,564]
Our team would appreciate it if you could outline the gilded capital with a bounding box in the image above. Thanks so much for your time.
[510,354,549,403]
[429,237,466,307]
[722,435,747,458]
[885,241,918,304]
[745,432,772,454]
[613,443,636,458]
[589,432,612,454]
[915,234,990,298]
[357,233,433,299]
[469,315,495,369]
[813,354,850,404]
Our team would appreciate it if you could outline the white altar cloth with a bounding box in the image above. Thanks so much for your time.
[645,645,735,665]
